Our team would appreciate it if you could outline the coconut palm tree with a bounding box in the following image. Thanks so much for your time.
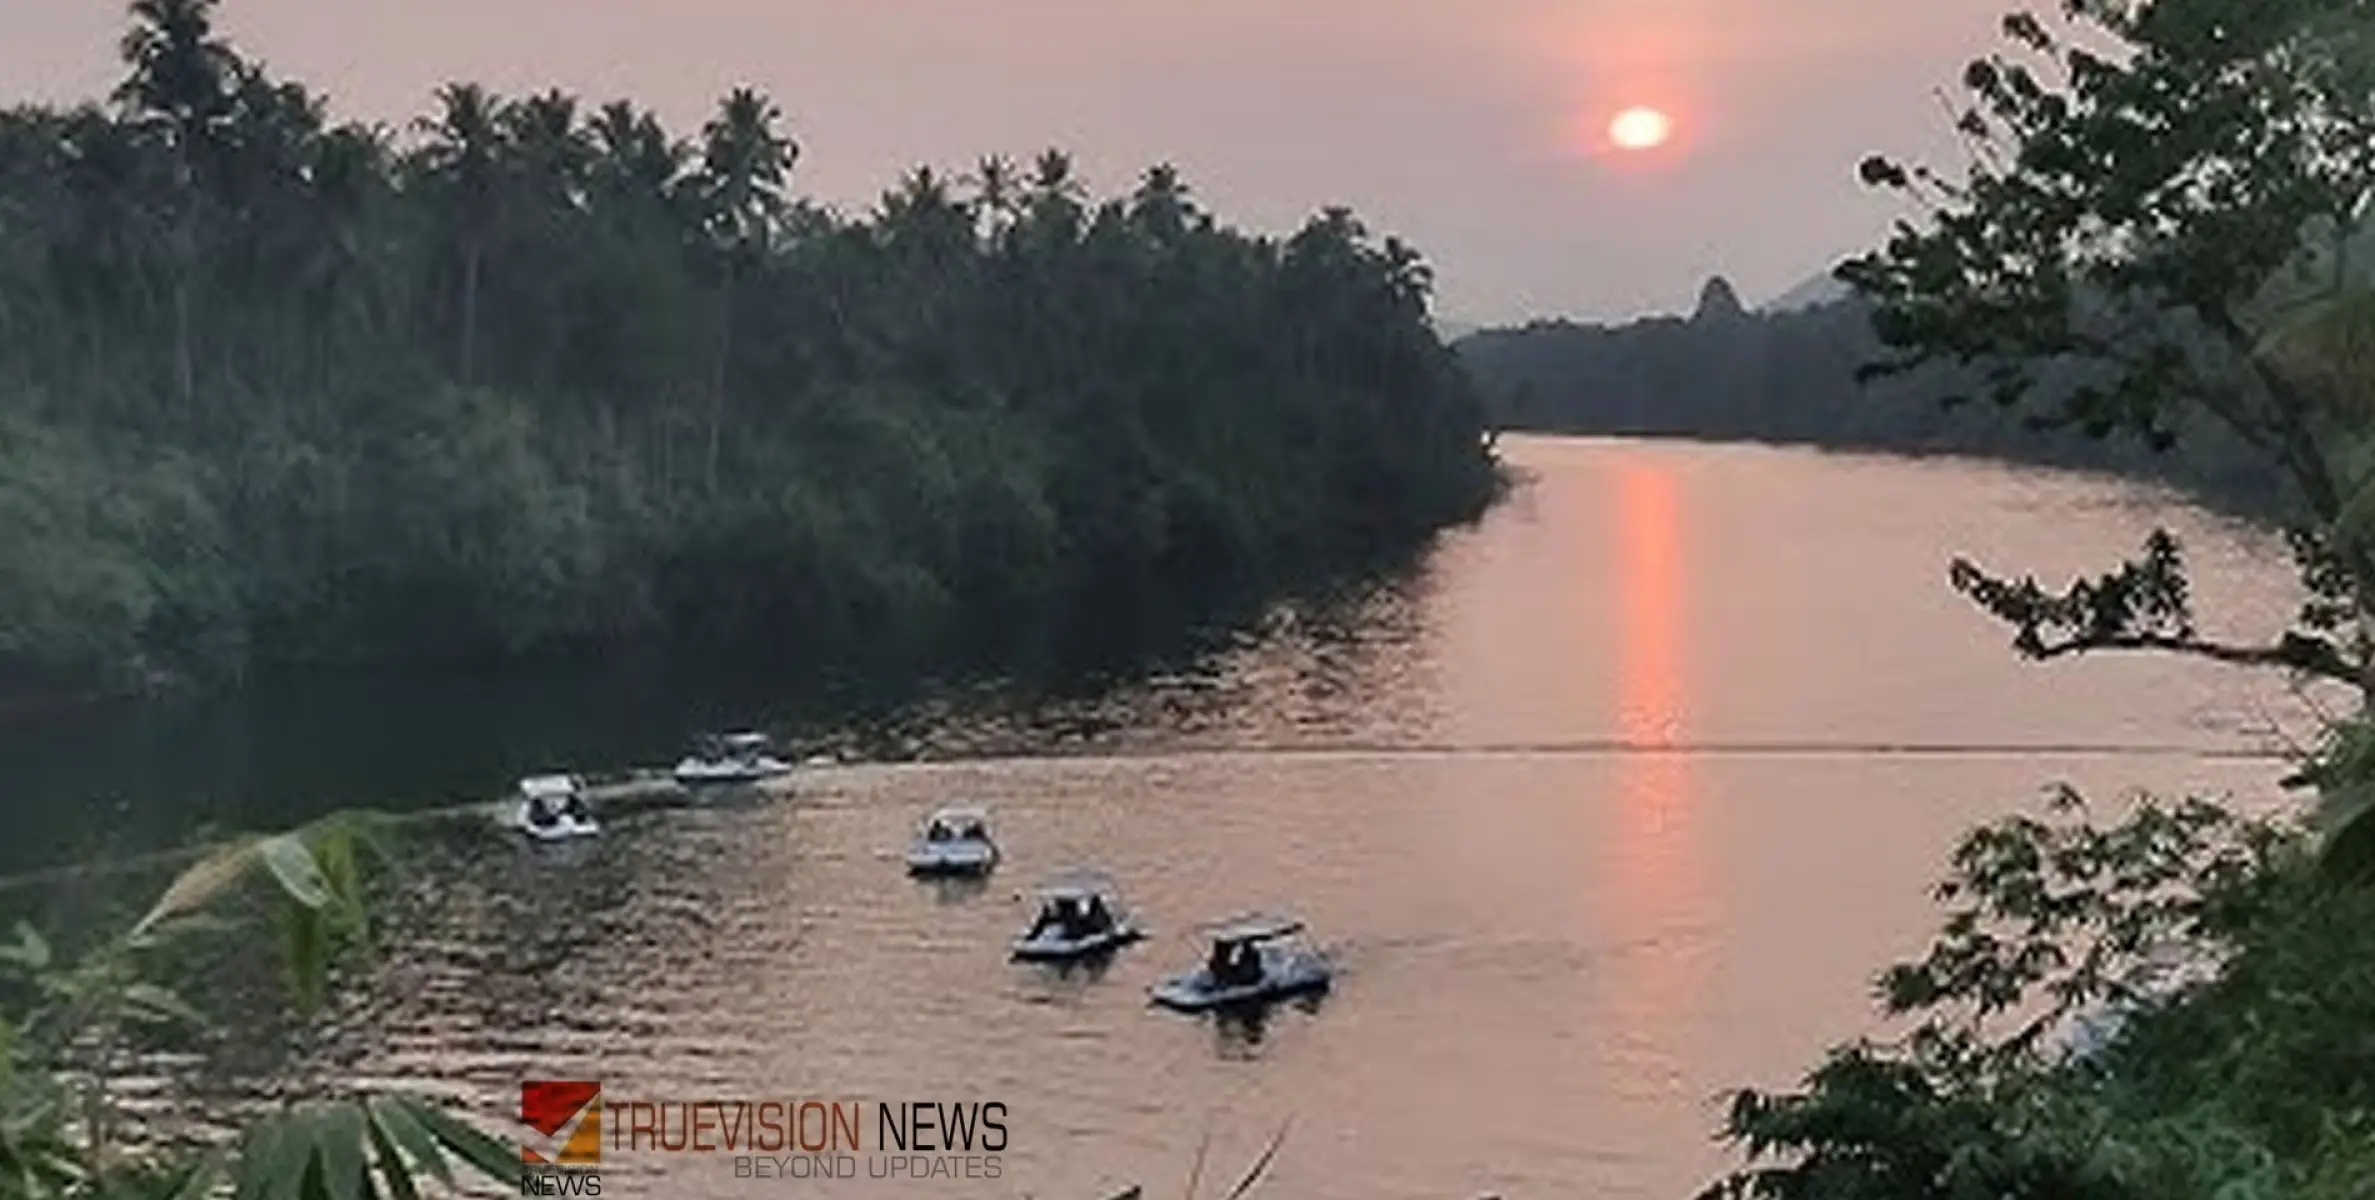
[115,0,242,412]
[693,86,797,490]
[589,99,685,213]
[413,82,507,385]
[504,88,589,215]
[968,153,1020,245]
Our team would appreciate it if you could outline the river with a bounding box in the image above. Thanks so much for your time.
[1,435,2314,1198]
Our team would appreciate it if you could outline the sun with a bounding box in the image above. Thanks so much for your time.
[1609,106,1673,151]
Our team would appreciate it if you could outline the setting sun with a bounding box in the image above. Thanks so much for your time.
[1609,106,1673,151]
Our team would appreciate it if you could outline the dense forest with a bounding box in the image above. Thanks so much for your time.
[0,0,1500,703]
[1456,276,2284,508]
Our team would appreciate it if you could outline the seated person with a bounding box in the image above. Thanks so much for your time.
[1027,902,1064,940]
[1082,896,1113,934]
[1232,943,1265,985]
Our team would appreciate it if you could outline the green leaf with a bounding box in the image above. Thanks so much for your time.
[2331,469,2375,550]
[282,907,327,1014]
[363,1107,424,1200]
[257,835,333,912]
[0,922,51,972]
[315,1104,369,1200]
[120,984,206,1029]
[365,1098,451,1190]
[2320,792,2375,884]
[113,1152,226,1200]
[233,1116,306,1200]
[405,1099,521,1187]
[166,1154,227,1200]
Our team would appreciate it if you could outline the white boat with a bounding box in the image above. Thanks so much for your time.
[1150,914,1332,1012]
[905,806,999,877]
[1011,870,1144,961]
[673,732,795,786]
[510,774,599,842]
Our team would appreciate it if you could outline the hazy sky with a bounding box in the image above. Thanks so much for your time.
[4,0,2011,324]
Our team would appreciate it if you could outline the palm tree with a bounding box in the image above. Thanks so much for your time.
[115,0,241,411]
[589,99,684,212]
[504,88,589,214]
[1128,162,1192,244]
[115,0,237,155]
[968,153,1019,245]
[694,86,797,491]
[413,82,507,385]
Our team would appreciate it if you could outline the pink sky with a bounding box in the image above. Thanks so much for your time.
[6,0,2011,324]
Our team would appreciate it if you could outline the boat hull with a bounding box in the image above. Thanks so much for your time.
[673,757,794,786]
[905,841,998,877]
[1150,952,1332,1012]
[1011,926,1143,962]
[512,806,599,842]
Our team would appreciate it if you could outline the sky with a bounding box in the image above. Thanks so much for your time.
[2,0,2013,325]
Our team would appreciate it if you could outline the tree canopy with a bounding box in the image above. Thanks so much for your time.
[1838,0,2375,698]
[0,0,1499,701]
[1711,3,2375,1196]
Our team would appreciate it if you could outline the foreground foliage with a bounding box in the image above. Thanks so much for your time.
[1707,793,2375,1200]
[1712,2,2375,1195]
[0,814,516,1197]
[0,0,1498,700]
[1842,0,2375,703]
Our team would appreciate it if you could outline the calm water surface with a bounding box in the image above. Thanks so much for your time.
[23,437,2317,1199]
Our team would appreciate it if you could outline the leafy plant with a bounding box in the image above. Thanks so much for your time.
[0,812,517,1198]
[1704,794,2375,1200]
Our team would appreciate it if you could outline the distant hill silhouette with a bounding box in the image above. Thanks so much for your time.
[1453,276,2283,511]
[1759,269,1852,314]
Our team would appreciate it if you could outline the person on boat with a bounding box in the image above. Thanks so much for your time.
[1207,940,1234,983]
[1025,900,1061,941]
[1229,942,1265,986]
[928,821,952,843]
[561,793,589,823]
[1083,895,1113,935]
[526,795,559,828]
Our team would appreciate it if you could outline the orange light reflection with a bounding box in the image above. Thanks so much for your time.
[1601,460,1714,1114]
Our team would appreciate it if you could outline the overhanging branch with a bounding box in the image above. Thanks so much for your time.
[2025,630,2361,685]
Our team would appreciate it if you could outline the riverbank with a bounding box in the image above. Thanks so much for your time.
[1454,284,2289,519]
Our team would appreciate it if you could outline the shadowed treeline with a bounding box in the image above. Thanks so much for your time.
[0,0,1499,705]
[1454,277,2282,511]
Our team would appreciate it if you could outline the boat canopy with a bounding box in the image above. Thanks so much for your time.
[1036,869,1118,902]
[1204,913,1306,946]
[720,732,773,751]
[926,806,990,831]
[519,774,578,799]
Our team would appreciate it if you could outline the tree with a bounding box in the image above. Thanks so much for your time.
[1841,0,2375,701]
[0,4,1500,692]
[1708,5,2375,1194]
[693,86,796,491]
[114,0,240,412]
[413,82,507,385]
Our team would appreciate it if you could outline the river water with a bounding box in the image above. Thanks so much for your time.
[5,436,2317,1199]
